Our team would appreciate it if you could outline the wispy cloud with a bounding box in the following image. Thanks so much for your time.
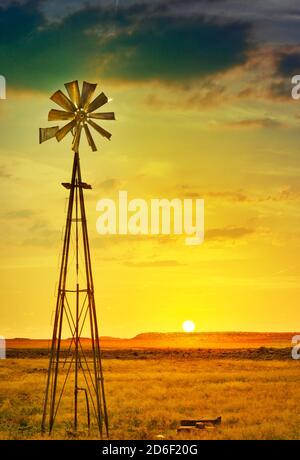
[124,259,184,268]
[206,226,255,241]
[219,118,287,129]
[0,164,11,178]
[1,209,35,220]
[97,178,123,191]
[177,185,300,203]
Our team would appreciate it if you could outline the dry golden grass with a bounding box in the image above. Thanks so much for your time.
[0,357,300,440]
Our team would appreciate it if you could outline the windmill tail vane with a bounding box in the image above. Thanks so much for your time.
[39,79,115,152]
[40,80,114,437]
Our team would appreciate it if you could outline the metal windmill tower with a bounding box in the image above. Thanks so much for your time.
[39,80,115,436]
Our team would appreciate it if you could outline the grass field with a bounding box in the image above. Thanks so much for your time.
[1,355,300,440]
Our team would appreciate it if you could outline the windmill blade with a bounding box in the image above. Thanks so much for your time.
[39,126,59,144]
[48,109,75,121]
[81,81,97,109]
[87,92,108,113]
[88,119,111,140]
[50,90,76,112]
[83,123,97,152]
[72,124,82,152]
[88,112,115,120]
[56,120,76,142]
[64,80,81,108]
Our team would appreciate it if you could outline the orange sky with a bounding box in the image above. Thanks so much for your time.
[1,1,300,337]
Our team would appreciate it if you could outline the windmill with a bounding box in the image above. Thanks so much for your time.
[40,80,115,437]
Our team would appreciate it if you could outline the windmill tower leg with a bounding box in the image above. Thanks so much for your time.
[77,155,109,436]
[41,152,108,437]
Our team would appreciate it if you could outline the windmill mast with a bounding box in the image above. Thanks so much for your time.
[39,80,115,437]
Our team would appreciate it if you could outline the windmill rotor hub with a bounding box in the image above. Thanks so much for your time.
[76,109,87,124]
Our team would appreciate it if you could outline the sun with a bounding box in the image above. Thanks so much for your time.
[182,320,195,333]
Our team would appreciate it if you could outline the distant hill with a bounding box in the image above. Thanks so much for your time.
[5,331,299,350]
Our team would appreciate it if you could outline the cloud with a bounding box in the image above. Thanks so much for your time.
[97,178,122,191]
[277,50,300,77]
[23,222,59,247]
[206,226,255,241]
[0,1,252,90]
[144,80,229,111]
[177,185,300,203]
[219,118,286,129]
[141,44,299,111]
[218,46,297,104]
[268,80,292,100]
[177,186,250,202]
[278,186,300,201]
[205,191,249,202]
[101,15,252,83]
[1,209,35,220]
[0,1,42,44]
[0,164,11,178]
[92,234,180,248]
[268,47,300,99]
[124,259,184,267]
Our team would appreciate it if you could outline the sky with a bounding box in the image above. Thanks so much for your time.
[1,0,300,338]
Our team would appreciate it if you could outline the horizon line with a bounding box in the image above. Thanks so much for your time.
[4,330,300,341]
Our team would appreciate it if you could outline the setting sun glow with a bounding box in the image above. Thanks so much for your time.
[182,320,195,333]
